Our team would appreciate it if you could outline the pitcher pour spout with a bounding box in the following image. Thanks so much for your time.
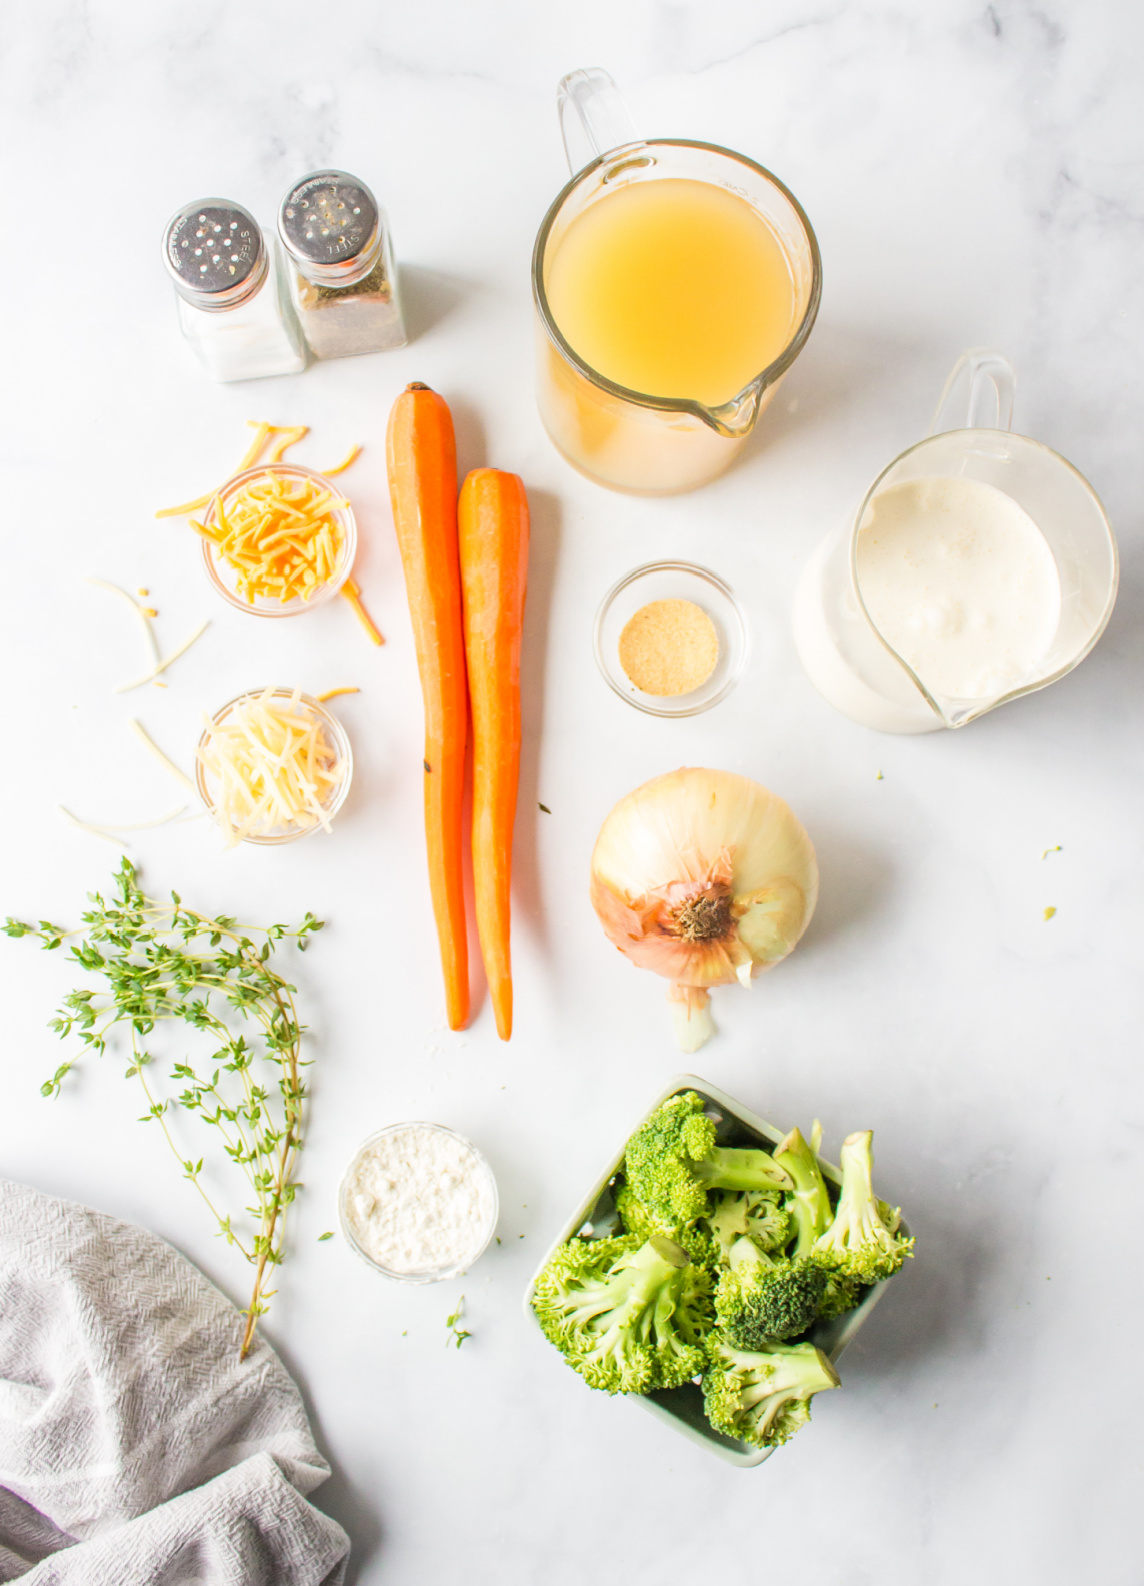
[705,380,768,439]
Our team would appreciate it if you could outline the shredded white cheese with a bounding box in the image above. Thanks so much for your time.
[129,719,196,792]
[197,687,345,847]
[343,1125,496,1276]
[86,578,160,670]
[59,804,187,845]
[115,618,210,694]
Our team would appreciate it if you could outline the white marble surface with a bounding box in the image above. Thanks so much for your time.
[2,2,1142,1581]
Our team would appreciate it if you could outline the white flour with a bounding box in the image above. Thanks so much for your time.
[343,1124,495,1275]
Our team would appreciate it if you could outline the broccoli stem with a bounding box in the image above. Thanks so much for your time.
[694,1146,792,1195]
[727,1234,773,1272]
[811,1130,913,1282]
[774,1127,832,1256]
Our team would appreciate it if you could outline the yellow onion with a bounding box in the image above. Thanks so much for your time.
[590,767,818,1051]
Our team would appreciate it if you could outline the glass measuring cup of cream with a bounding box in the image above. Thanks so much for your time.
[792,350,1118,733]
[533,68,821,495]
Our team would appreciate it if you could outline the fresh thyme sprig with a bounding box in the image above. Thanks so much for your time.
[5,857,324,1358]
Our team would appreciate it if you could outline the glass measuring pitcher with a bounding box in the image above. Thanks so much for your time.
[792,350,1118,733]
[532,68,821,495]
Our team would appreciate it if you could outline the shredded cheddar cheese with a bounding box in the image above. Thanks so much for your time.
[197,688,347,847]
[320,442,362,476]
[156,423,378,644]
[316,686,360,702]
[156,422,362,519]
[264,425,309,464]
[341,577,384,644]
[193,468,348,606]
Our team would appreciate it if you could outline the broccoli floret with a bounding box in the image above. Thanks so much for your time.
[704,1188,793,1263]
[774,1126,833,1255]
[715,1236,828,1346]
[816,1268,867,1320]
[703,1335,840,1448]
[613,1182,713,1266]
[812,1130,915,1284]
[532,1232,713,1395]
[625,1092,792,1229]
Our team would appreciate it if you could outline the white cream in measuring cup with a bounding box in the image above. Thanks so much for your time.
[855,475,1061,702]
[793,350,1117,734]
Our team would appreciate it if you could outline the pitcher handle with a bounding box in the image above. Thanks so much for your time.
[557,68,640,175]
[929,348,1016,436]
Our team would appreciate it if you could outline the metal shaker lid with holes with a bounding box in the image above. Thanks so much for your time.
[278,171,383,287]
[163,199,268,311]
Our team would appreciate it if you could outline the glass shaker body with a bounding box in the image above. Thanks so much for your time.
[279,171,406,360]
[163,200,306,383]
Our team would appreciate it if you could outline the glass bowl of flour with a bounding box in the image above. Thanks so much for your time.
[338,1122,499,1283]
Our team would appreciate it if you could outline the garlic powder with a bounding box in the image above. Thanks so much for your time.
[342,1124,496,1276]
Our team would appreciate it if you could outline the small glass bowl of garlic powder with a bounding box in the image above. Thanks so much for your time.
[594,561,748,717]
[338,1122,499,1283]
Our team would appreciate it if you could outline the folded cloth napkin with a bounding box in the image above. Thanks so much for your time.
[0,1179,350,1585]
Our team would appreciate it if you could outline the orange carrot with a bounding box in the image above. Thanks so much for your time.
[386,384,469,1030]
[457,468,530,1041]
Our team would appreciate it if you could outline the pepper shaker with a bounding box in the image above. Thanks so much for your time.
[278,171,406,360]
[162,199,306,382]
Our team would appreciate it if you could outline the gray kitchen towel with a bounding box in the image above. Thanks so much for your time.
[0,1179,350,1585]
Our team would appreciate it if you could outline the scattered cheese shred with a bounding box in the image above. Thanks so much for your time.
[341,577,384,645]
[155,421,278,518]
[316,687,360,702]
[86,578,160,670]
[265,425,309,464]
[59,803,187,845]
[194,469,348,607]
[320,443,362,476]
[155,491,214,521]
[196,688,346,848]
[115,618,210,694]
[129,719,196,792]
[236,420,275,473]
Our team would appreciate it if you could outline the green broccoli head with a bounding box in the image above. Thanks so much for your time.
[704,1188,793,1262]
[624,1092,792,1230]
[613,1181,714,1267]
[714,1238,828,1346]
[774,1126,834,1256]
[816,1268,867,1320]
[812,1130,915,1285]
[703,1335,840,1448]
[532,1232,713,1395]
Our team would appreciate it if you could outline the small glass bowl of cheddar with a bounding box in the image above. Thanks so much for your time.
[195,687,354,846]
[196,464,357,617]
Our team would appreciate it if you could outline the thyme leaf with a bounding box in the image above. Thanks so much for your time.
[446,1295,471,1348]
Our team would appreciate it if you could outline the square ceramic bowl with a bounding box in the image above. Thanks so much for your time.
[523,1074,908,1467]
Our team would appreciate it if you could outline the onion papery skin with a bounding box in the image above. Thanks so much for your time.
[590,768,818,1048]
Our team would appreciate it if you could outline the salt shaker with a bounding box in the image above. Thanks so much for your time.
[162,199,306,382]
[278,171,406,360]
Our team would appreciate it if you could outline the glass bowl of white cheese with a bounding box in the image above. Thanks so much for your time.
[338,1122,499,1283]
